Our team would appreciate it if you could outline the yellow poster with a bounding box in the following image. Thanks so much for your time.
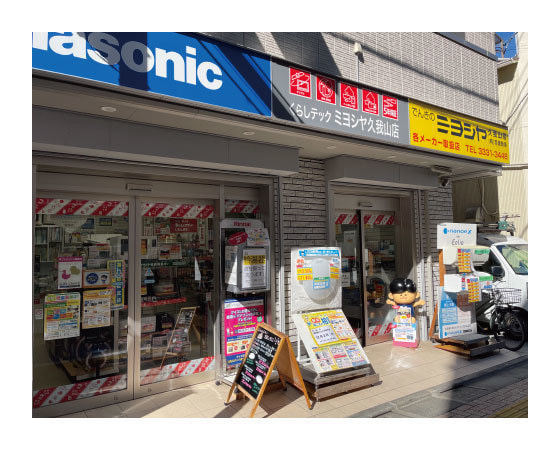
[409,101,509,164]
[302,310,354,347]
[300,310,369,372]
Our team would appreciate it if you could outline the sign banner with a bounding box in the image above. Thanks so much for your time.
[33,32,271,117]
[437,223,477,249]
[272,62,410,147]
[409,101,509,164]
[224,298,265,370]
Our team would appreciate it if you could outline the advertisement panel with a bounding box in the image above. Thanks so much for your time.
[292,310,370,373]
[290,247,342,313]
[437,223,477,249]
[44,293,81,340]
[409,100,509,164]
[224,298,265,370]
[438,288,477,339]
[32,32,272,117]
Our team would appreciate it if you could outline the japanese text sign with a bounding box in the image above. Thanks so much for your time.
[272,62,410,147]
[409,101,509,164]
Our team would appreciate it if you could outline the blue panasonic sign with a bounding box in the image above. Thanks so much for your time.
[32,32,272,116]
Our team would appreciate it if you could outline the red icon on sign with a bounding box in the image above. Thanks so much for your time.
[316,75,336,104]
[362,89,379,115]
[290,67,311,98]
[340,83,358,109]
[382,95,398,120]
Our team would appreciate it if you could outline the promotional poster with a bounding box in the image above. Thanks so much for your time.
[224,298,265,369]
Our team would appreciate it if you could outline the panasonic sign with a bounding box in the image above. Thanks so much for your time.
[32,32,272,116]
[437,223,477,249]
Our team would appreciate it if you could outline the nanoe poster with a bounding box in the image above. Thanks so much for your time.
[224,298,265,369]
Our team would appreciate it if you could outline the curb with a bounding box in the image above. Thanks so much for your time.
[349,353,528,418]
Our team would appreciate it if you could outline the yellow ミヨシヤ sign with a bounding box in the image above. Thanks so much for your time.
[408,101,509,164]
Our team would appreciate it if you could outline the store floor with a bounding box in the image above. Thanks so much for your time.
[59,340,528,418]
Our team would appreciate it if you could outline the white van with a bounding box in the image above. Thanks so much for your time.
[474,233,528,333]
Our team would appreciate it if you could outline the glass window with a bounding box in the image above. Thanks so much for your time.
[139,203,215,385]
[33,198,129,409]
[498,244,528,275]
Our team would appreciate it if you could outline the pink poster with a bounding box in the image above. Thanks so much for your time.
[224,297,265,369]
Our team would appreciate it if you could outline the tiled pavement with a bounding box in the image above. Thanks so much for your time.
[58,340,528,418]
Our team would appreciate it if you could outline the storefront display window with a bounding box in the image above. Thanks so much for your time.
[33,198,129,408]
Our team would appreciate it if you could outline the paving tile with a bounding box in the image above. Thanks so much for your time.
[310,408,347,418]
[267,403,315,418]
[338,394,389,417]
[398,396,463,417]
[84,404,127,418]
[59,411,88,418]
[117,397,159,415]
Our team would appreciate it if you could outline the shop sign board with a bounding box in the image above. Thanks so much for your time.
[292,309,370,373]
[235,325,282,399]
[291,247,342,313]
[32,32,272,117]
[409,100,509,164]
[44,292,81,340]
[224,298,265,370]
[226,323,311,417]
[437,223,477,249]
[272,62,410,147]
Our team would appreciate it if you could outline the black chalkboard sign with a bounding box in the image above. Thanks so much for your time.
[235,325,282,400]
[226,323,311,417]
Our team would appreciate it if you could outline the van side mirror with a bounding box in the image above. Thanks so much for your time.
[490,265,505,278]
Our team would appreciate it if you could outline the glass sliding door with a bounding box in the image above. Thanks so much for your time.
[334,211,364,339]
[362,211,398,345]
[334,196,406,347]
[135,199,216,392]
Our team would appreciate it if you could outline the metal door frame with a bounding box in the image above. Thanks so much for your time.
[330,186,416,347]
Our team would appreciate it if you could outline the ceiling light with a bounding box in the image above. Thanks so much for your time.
[100,106,117,112]
[243,131,255,136]
[387,155,396,159]
[327,145,337,149]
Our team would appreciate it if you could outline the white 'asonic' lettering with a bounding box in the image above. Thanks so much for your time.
[32,32,223,90]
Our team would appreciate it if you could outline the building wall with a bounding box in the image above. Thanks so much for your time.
[453,32,528,240]
[203,32,499,123]
[200,32,497,340]
[496,32,528,240]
